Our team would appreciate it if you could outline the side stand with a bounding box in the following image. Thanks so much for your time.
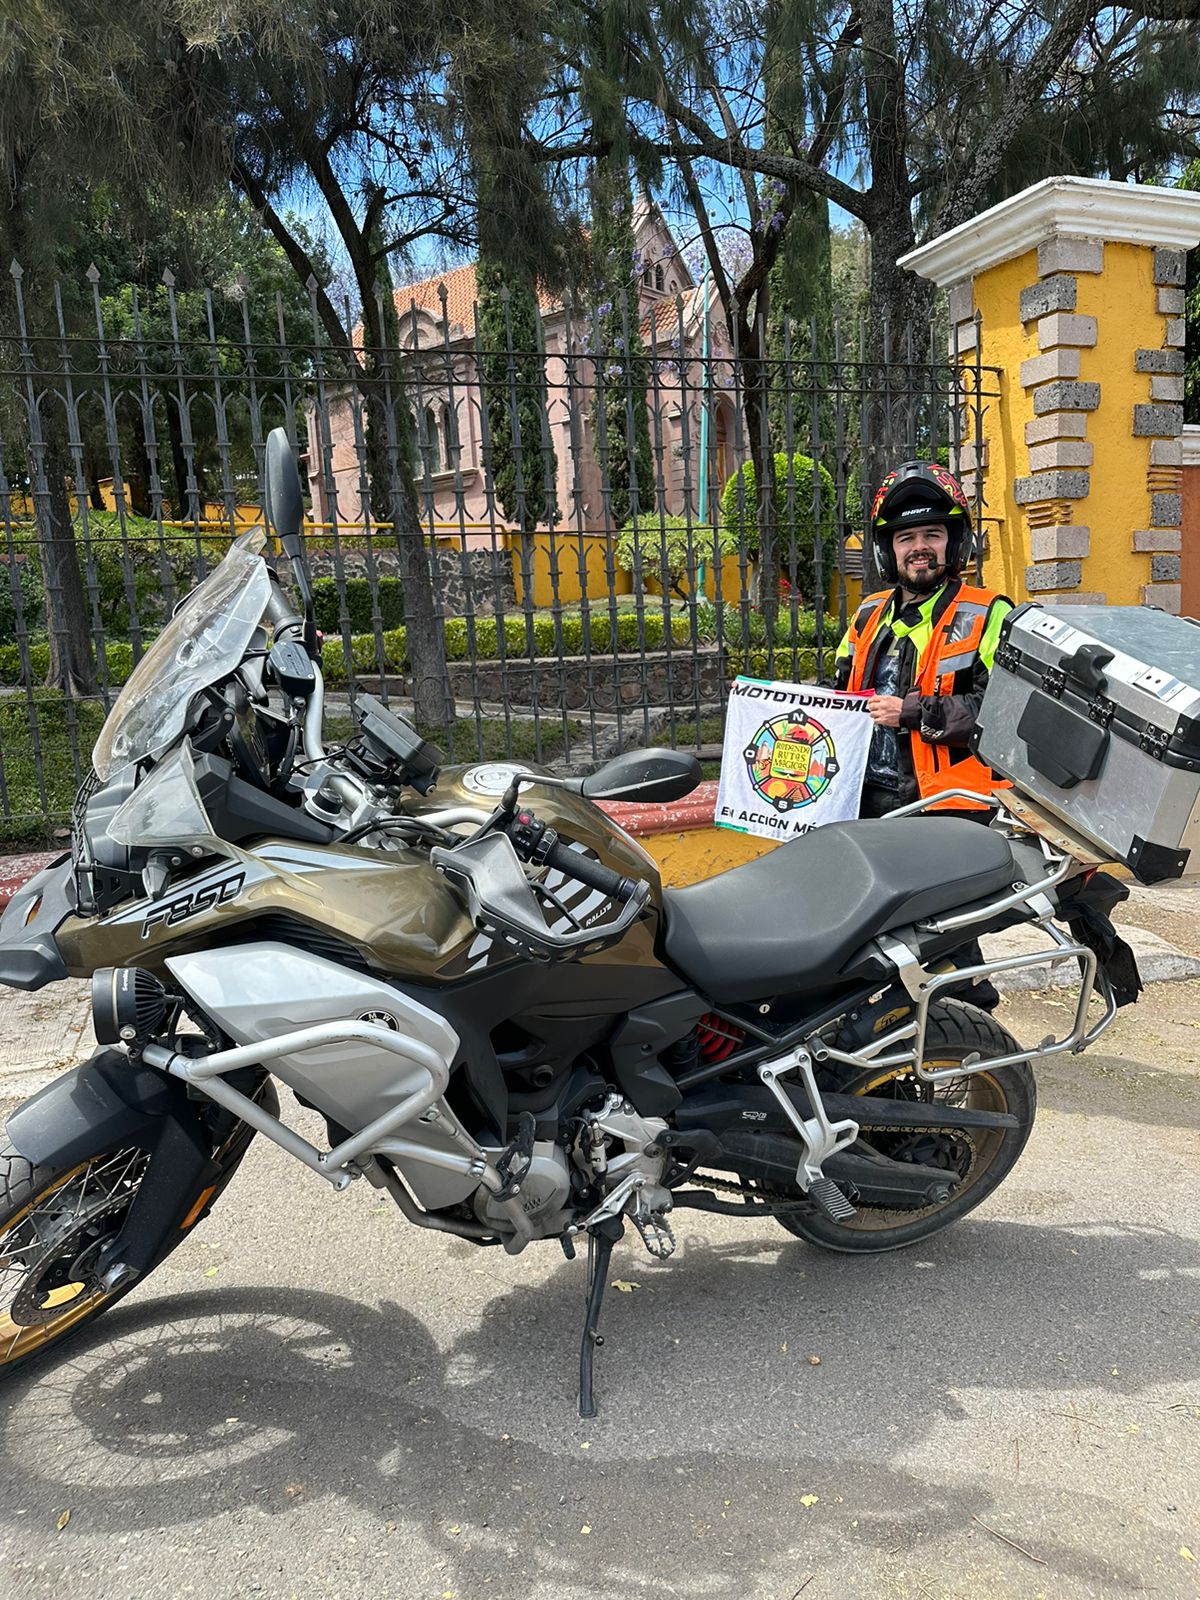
[578,1217,624,1419]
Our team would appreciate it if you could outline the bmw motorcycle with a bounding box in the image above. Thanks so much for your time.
[0,433,1136,1414]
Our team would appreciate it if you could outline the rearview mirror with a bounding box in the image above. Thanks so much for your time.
[578,748,702,804]
[264,427,305,549]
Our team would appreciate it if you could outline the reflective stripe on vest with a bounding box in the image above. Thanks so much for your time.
[845,583,1004,810]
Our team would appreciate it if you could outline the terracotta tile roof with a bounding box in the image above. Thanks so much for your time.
[639,299,686,344]
[394,263,558,340]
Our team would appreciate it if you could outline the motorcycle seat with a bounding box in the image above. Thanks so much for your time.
[660,817,1018,1004]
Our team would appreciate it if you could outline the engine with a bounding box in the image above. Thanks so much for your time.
[473,1096,670,1242]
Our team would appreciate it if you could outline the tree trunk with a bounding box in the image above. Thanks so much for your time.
[166,407,191,523]
[361,252,454,731]
[37,412,97,696]
[743,356,779,634]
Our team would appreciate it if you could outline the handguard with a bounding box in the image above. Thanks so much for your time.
[431,832,650,963]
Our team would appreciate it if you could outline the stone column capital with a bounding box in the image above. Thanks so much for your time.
[899,176,1200,288]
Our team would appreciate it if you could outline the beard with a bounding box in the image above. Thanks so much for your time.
[898,557,947,595]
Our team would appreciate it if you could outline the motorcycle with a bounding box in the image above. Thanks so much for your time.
[0,432,1139,1415]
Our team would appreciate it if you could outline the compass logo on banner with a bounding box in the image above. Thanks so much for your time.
[743,712,840,813]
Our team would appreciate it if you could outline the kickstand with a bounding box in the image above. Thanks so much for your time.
[578,1217,624,1420]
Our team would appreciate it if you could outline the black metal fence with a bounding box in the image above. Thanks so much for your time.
[0,265,999,841]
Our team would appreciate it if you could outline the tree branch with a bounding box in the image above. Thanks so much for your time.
[230,158,353,354]
[938,0,1102,231]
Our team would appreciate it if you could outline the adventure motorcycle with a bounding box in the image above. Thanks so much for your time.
[0,432,1138,1415]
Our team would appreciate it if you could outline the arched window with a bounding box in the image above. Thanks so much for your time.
[654,264,664,292]
[441,405,455,472]
[643,266,653,287]
[421,405,441,472]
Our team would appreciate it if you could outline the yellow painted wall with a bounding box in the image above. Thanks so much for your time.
[970,248,1039,603]
[511,530,634,608]
[969,241,1165,608]
[1073,242,1163,607]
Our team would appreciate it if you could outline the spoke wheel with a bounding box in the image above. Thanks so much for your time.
[772,1000,1037,1254]
[0,1146,150,1370]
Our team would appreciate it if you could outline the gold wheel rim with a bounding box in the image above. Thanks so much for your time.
[0,1149,147,1365]
[830,1057,1008,1231]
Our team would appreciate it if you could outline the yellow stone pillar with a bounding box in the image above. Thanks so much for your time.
[899,177,1200,612]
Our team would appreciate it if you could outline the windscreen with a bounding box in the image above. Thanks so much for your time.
[92,532,272,781]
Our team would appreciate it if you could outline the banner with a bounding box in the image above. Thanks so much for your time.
[716,677,873,841]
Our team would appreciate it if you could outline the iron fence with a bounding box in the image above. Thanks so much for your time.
[0,265,1000,841]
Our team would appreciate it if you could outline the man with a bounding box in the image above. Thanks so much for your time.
[834,459,1012,1008]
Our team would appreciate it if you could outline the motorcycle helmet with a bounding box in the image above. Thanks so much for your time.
[869,459,973,583]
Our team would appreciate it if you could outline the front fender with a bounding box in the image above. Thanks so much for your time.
[5,1049,269,1282]
[5,1048,198,1168]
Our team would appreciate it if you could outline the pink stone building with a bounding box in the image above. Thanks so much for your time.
[307,202,744,554]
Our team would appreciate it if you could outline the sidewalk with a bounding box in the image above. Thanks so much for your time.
[1,854,1197,1109]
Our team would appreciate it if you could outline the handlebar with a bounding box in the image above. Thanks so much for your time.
[264,573,305,642]
[504,809,638,904]
[538,834,637,904]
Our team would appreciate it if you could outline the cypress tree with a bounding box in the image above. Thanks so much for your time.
[588,161,653,530]
[475,256,558,528]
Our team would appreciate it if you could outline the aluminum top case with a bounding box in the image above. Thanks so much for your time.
[974,603,1200,883]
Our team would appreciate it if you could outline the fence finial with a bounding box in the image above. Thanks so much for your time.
[162,268,175,287]
[86,262,100,284]
[9,259,22,279]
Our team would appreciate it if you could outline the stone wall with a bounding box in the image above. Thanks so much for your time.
[359,646,725,712]
[279,543,517,615]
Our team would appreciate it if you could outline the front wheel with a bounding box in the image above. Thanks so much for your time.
[775,1000,1037,1254]
[0,1100,260,1374]
[0,1143,157,1370]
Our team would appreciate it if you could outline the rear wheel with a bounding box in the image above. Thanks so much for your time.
[774,1000,1036,1254]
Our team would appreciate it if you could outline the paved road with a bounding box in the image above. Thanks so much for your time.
[1,984,1199,1600]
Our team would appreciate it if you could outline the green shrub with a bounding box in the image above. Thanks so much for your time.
[614,517,733,598]
[318,608,691,682]
[743,646,836,683]
[101,642,135,687]
[312,575,405,635]
[0,692,107,843]
[0,557,45,645]
[694,601,838,649]
[720,452,837,602]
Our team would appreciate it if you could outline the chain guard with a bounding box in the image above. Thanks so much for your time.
[680,1122,980,1216]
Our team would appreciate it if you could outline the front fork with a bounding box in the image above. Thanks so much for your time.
[5,1050,271,1291]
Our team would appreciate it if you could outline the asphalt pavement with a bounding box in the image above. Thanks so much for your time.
[1,977,1198,1600]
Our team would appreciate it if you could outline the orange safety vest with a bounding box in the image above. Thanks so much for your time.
[845,583,1007,812]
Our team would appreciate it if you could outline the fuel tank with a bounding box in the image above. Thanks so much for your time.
[55,761,667,984]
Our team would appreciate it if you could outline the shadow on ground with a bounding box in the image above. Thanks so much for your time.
[4,1207,1199,1597]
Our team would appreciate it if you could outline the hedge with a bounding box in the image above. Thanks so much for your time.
[320,610,692,685]
[694,601,838,649]
[312,575,405,635]
[742,646,836,683]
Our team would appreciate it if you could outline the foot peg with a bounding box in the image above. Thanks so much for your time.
[806,1178,857,1222]
[494,1111,536,1200]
